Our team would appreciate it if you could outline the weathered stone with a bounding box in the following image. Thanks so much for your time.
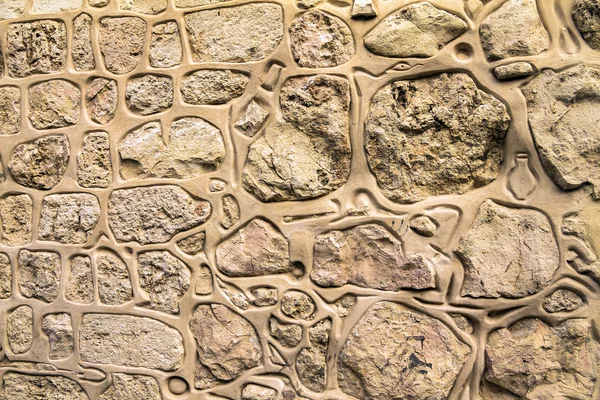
[296,0,325,8]
[543,289,584,313]
[176,0,230,6]
[99,374,161,400]
[0,194,32,246]
[289,10,354,68]
[0,253,11,299]
[281,291,315,320]
[32,0,82,13]
[38,193,100,244]
[573,0,600,50]
[338,301,470,399]
[18,250,61,303]
[7,306,33,354]
[108,185,211,244]
[209,179,227,192]
[190,304,262,382]
[181,70,248,105]
[1,373,88,400]
[480,0,549,60]
[485,318,600,398]
[29,80,80,130]
[216,218,291,277]
[270,317,302,347]
[177,231,205,255]
[0,0,25,20]
[138,251,190,314]
[243,75,351,201]
[150,21,182,68]
[352,0,377,18]
[366,73,510,203]
[235,100,269,137]
[66,255,93,304]
[86,78,117,125]
[42,313,74,359]
[195,265,213,295]
[297,319,330,392]
[242,384,277,400]
[9,135,69,190]
[409,215,437,237]
[221,195,239,229]
[0,87,20,135]
[118,0,166,14]
[333,294,356,318]
[90,0,108,6]
[364,2,467,58]
[252,287,278,306]
[457,200,559,298]
[97,249,132,305]
[494,62,534,80]
[217,278,250,310]
[99,17,146,74]
[184,3,283,62]
[126,75,173,115]
[80,313,184,371]
[7,20,66,77]
[78,132,112,188]
[73,13,95,71]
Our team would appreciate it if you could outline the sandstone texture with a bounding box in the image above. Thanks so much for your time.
[99,17,146,74]
[176,0,230,6]
[66,255,93,304]
[0,86,20,135]
[118,0,166,14]
[1,373,88,400]
[252,287,278,306]
[0,194,32,246]
[235,100,269,137]
[181,70,249,105]
[29,80,80,130]
[150,21,182,68]
[543,289,584,313]
[78,132,112,188]
[0,0,25,20]
[126,75,173,115]
[97,249,133,305]
[242,384,277,400]
[7,305,33,354]
[177,231,205,255]
[0,253,11,298]
[73,13,95,71]
[38,193,101,244]
[99,374,161,400]
[281,291,315,320]
[270,317,302,347]
[18,250,61,302]
[86,78,118,125]
[221,195,240,229]
[409,215,437,237]
[573,0,600,50]
[42,313,74,359]
[494,62,534,80]
[32,0,82,13]
[296,319,331,392]
[195,265,213,295]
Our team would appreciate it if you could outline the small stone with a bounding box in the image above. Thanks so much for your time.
[72,13,95,71]
[494,62,534,80]
[573,0,600,49]
[18,250,61,303]
[80,313,185,371]
[177,231,206,255]
[270,317,302,347]
[66,255,93,304]
[209,179,227,192]
[185,3,283,62]
[100,374,161,400]
[235,100,269,137]
[221,195,239,229]
[242,384,277,400]
[77,132,112,188]
[97,249,132,305]
[0,0,25,20]
[296,0,325,8]
[543,289,584,313]
[480,0,549,60]
[281,291,315,320]
[0,194,32,246]
[217,278,250,310]
[42,313,74,359]
[7,20,66,77]
[150,21,182,68]
[118,0,166,14]
[181,70,249,105]
[562,214,588,239]
[90,0,109,6]
[126,74,173,115]
[252,287,278,306]
[0,86,20,135]
[409,215,437,237]
[86,78,118,125]
[32,0,82,13]
[332,294,356,318]
[108,185,211,245]
[352,0,377,18]
[99,17,146,74]
[1,373,88,400]
[289,10,354,68]
[450,313,473,334]
[176,0,230,6]
[38,193,101,244]
[297,319,330,392]
[195,265,213,295]
[7,305,33,354]
[0,253,11,298]
[29,80,80,130]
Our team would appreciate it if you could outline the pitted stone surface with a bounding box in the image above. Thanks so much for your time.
[42,313,74,359]
[78,132,112,188]
[99,17,146,74]
[86,78,118,125]
[18,250,61,303]
[573,0,600,50]
[181,70,249,105]
[296,319,331,392]
[150,21,183,68]
[38,193,101,244]
[542,289,584,313]
[0,87,20,135]
[7,305,33,354]
[126,75,173,115]
[73,13,95,71]
[99,374,161,400]
[0,373,89,400]
[97,249,133,305]
[0,253,12,298]
[0,194,32,245]
[29,80,80,130]
[66,255,93,304]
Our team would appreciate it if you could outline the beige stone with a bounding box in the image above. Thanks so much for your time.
[73,14,95,71]
[0,194,32,246]
[177,231,206,255]
[0,0,25,20]
[270,317,302,347]
[221,195,240,229]
[494,62,534,80]
[176,0,230,6]
[195,265,213,295]
[181,70,249,105]
[18,250,61,303]
[66,255,93,304]
[32,0,82,13]
[150,21,182,68]
[42,313,74,359]
[0,373,88,400]
[38,193,101,244]
[126,75,173,115]
[86,78,118,125]
[235,100,269,137]
[242,384,277,400]
[29,80,80,130]
[281,290,315,320]
[7,305,33,354]
[77,132,112,188]
[99,17,146,74]
[99,374,161,400]
[409,215,437,237]
[0,253,11,299]
[542,289,584,313]
[97,249,132,305]
[252,287,278,307]
[296,319,330,392]
[118,0,166,14]
[0,87,20,135]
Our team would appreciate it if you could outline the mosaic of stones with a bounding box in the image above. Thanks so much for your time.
[0,0,599,398]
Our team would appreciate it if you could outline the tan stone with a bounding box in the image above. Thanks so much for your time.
[77,132,112,188]
[150,21,182,68]
[542,289,584,313]
[0,373,88,400]
[252,287,278,307]
[0,194,32,246]
[29,80,80,130]
[99,17,146,74]
[18,250,61,303]
[7,305,33,354]
[66,255,93,304]
[296,319,330,392]
[573,0,600,49]
[221,195,239,229]
[0,253,11,299]
[42,313,74,359]
[99,374,161,400]
[175,0,229,6]
[97,249,132,305]
[0,0,25,20]
[177,231,206,255]
[494,62,534,80]
[86,78,118,125]
[126,75,173,115]
[235,100,269,137]
[118,0,166,14]
[38,193,101,244]
[181,70,248,105]
[72,14,95,71]
[281,290,315,320]
[32,0,82,13]
[0,86,20,135]
[409,215,437,237]
[270,317,302,347]
[242,384,277,400]
[195,265,213,295]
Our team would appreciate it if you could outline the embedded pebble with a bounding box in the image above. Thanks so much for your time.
[126,75,173,115]
[29,80,80,130]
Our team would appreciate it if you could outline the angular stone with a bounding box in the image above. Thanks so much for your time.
[270,317,302,348]
[80,313,185,371]
[0,253,11,299]
[176,0,230,6]
[338,302,470,399]
[218,278,250,310]
[177,231,205,255]
[480,0,549,60]
[7,20,66,77]
[78,132,112,188]
[364,2,467,58]
[29,80,80,130]
[542,289,584,313]
[281,290,315,320]
[32,0,82,13]
[1,373,88,400]
[409,215,437,237]
[99,17,146,74]
[18,250,61,303]
[90,0,109,6]
[66,255,93,304]
[313,224,436,291]
[297,319,330,392]
[289,10,354,68]
[221,195,240,230]
[573,0,600,50]
[333,294,356,318]
[457,200,559,298]
[0,0,25,20]
[86,78,118,125]
[296,0,325,8]
[352,0,377,18]
[242,384,277,400]
[216,218,291,277]
[7,305,32,354]
[118,0,166,14]
[100,374,161,400]
[494,62,534,80]
[181,70,248,105]
[73,13,95,71]
[97,249,132,305]
[150,21,182,68]
[42,313,74,359]
[195,266,213,295]
[126,75,173,116]
[9,135,69,190]
[252,287,278,307]
[108,185,211,245]
[138,251,190,314]
[366,73,510,203]
[38,193,100,244]
[243,75,351,201]
[235,100,269,137]
[184,3,283,62]
[0,194,32,246]
[0,86,20,135]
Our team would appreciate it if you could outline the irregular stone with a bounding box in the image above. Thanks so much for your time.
[90,0,109,6]
[450,313,474,334]
[38,193,101,244]
[235,100,269,137]
[209,179,227,192]
[181,70,248,105]
[289,10,354,68]
[312,224,436,291]
[252,287,278,307]
[99,374,161,400]
[562,214,589,240]
[217,278,250,310]
[126,75,173,115]
[0,0,25,20]
[184,3,283,62]
[190,304,262,382]
[457,200,559,298]
[99,17,146,74]
[195,265,213,295]
[332,294,356,318]
[177,231,205,255]
[72,13,95,71]
[29,80,80,130]
[480,0,549,60]
[242,384,277,400]
[118,0,166,14]
[7,306,33,354]
[352,0,377,18]
[338,301,470,399]
[1,373,88,400]
[409,215,437,237]
[0,194,32,246]
[270,317,302,347]
[97,249,132,305]
[138,251,191,314]
[150,21,182,68]
[243,75,351,201]
[366,73,510,203]
[80,313,184,371]
[281,291,315,320]
[66,255,93,304]
[18,250,61,303]
[297,319,330,392]
[0,253,11,298]
[42,313,74,359]
[364,2,467,58]
[216,218,291,277]
[86,78,118,125]
[494,62,534,80]
[176,0,230,6]
[221,195,239,229]
[78,132,112,188]
[542,289,584,313]
[296,0,325,8]
[32,0,82,13]
[0,86,20,135]
[485,318,600,398]
[108,185,211,245]
[573,0,600,50]
[522,65,600,194]
[7,20,66,77]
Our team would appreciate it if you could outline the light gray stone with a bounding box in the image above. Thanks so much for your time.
[126,75,173,115]
[150,21,182,68]
[38,193,101,244]
[86,78,117,125]
[77,132,112,188]
[97,249,132,305]
[181,70,248,105]
[7,306,33,354]
[18,250,61,303]
[29,80,80,130]
[99,17,146,74]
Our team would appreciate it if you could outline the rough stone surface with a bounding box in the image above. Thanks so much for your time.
[38,193,101,244]
[99,17,146,74]
[18,250,61,303]
[86,78,118,125]
[42,313,74,359]
[409,215,437,237]
[181,70,249,105]
[270,317,302,347]
[126,75,173,115]
[235,100,269,137]
[176,0,230,6]
[281,291,315,320]
[296,319,330,392]
[494,62,534,80]
[32,0,82,13]
[66,255,93,304]
[242,384,277,400]
[7,305,33,354]
[0,194,32,246]
[73,13,95,71]
[97,249,133,305]
[366,73,510,203]
[29,80,80,130]
[252,287,278,306]
[77,132,112,188]
[573,0,600,50]
[177,231,205,255]
[118,0,166,14]
[0,0,25,20]
[195,265,213,295]
[0,253,11,299]
[0,373,88,400]
[0,86,20,135]
[221,195,240,229]
[542,289,584,313]
[99,374,161,400]
[150,21,182,68]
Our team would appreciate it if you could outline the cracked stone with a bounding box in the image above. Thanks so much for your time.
[281,291,315,320]
[1,373,88,400]
[18,250,61,303]
[181,70,249,105]
[235,100,269,137]
[86,78,118,125]
[542,289,584,313]
[0,0,25,20]
[409,215,437,237]
[38,193,100,244]
[97,249,132,305]
[99,17,146,74]
[29,80,80,130]
[297,319,331,392]
[78,132,112,188]
[32,0,82,13]
[66,255,93,304]
[221,195,239,229]
[0,86,20,135]
[0,194,32,246]
[0,253,11,299]
[242,384,277,400]
[252,287,278,307]
[73,13,95,71]
[352,0,377,18]
[126,75,173,115]
[573,0,600,50]
[42,313,73,359]
[270,317,302,347]
[118,0,166,14]
[7,305,32,354]
[99,374,161,400]
[150,21,182,68]
[494,62,534,80]
[177,231,206,256]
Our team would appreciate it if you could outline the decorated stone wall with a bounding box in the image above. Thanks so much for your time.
[0,0,599,399]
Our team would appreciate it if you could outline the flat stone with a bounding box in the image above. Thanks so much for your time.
[126,74,173,115]
[366,73,510,203]
[338,301,470,399]
[221,195,239,229]
[1,373,88,400]
[86,78,118,125]
[480,0,549,60]
[0,253,11,299]
[0,0,25,20]
[242,384,277,400]
[195,266,213,295]
[281,290,315,320]
[66,255,93,304]
[42,313,74,359]
[97,249,132,305]
[99,17,146,74]
[99,374,161,400]
[235,100,269,137]
[32,0,82,13]
[90,0,109,5]
[573,0,600,50]
[289,10,354,68]
[296,319,330,392]
[184,3,283,62]
[18,250,61,303]
[181,70,249,105]
[0,86,20,135]
[150,21,182,68]
[218,278,250,310]
[270,317,302,347]
[542,289,584,313]
[29,80,80,130]
[364,2,467,57]
[77,132,112,188]
[409,215,437,237]
[312,224,436,291]
[80,313,184,371]
[296,0,325,8]
[352,0,377,18]
[0,194,32,246]
[38,193,101,244]
[72,13,95,71]
[494,62,534,80]
[7,305,33,354]
[252,287,278,306]
[176,0,230,6]
[118,0,166,14]
[177,231,205,255]
[108,185,211,245]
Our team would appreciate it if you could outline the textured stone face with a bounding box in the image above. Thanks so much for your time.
[42,313,74,359]
[0,253,12,299]
[281,291,315,320]
[270,317,302,347]
[543,289,584,313]
[99,374,161,400]
[573,0,600,49]
[181,70,249,105]
[0,86,20,135]
[72,13,95,71]
[97,249,132,305]
[7,305,33,354]
[150,21,182,68]
[18,250,61,302]
[38,193,101,244]
[126,74,173,115]
[86,78,118,124]
[118,0,166,14]
[296,319,331,392]
[1,373,88,400]
[66,255,93,304]
[29,80,80,130]
[77,132,112,188]
[0,194,32,245]
[99,17,146,74]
